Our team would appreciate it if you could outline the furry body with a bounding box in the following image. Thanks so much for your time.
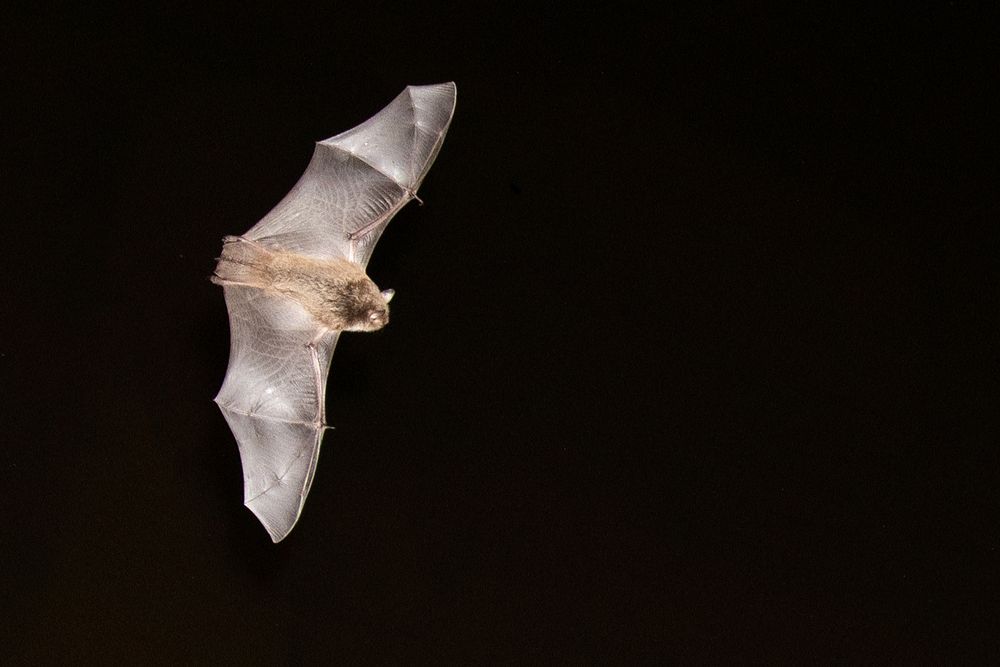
[212,236,389,332]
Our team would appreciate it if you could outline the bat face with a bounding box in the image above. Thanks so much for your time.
[213,82,456,542]
[332,277,391,332]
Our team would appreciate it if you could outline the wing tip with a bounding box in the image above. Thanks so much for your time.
[265,523,290,543]
[405,80,456,93]
[404,81,457,112]
[245,497,302,543]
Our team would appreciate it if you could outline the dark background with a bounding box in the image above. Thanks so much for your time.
[3,4,996,663]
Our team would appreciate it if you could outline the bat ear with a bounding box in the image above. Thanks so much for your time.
[381,289,395,303]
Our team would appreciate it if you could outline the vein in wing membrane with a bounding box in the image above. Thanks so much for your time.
[215,285,340,542]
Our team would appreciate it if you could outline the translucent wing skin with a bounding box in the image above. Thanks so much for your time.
[244,82,457,267]
[215,287,340,542]
[214,83,457,542]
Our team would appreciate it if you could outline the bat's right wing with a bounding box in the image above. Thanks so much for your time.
[214,285,340,542]
[243,82,457,268]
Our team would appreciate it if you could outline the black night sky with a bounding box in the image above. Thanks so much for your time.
[3,5,996,662]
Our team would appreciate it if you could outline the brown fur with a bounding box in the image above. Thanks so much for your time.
[212,237,389,331]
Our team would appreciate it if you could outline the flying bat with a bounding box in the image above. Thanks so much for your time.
[211,82,457,542]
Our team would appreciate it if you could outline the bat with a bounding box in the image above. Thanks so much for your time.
[211,82,457,542]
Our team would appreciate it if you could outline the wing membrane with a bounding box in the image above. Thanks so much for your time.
[215,285,340,542]
[245,82,457,267]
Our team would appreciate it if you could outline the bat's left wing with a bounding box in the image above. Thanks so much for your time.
[215,286,339,542]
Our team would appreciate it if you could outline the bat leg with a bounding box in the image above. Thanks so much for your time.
[210,276,261,288]
[222,235,267,248]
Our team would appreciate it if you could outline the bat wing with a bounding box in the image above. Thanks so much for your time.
[215,83,456,542]
[214,285,340,542]
[243,82,457,267]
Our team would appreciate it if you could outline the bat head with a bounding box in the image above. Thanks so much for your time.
[336,277,392,332]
